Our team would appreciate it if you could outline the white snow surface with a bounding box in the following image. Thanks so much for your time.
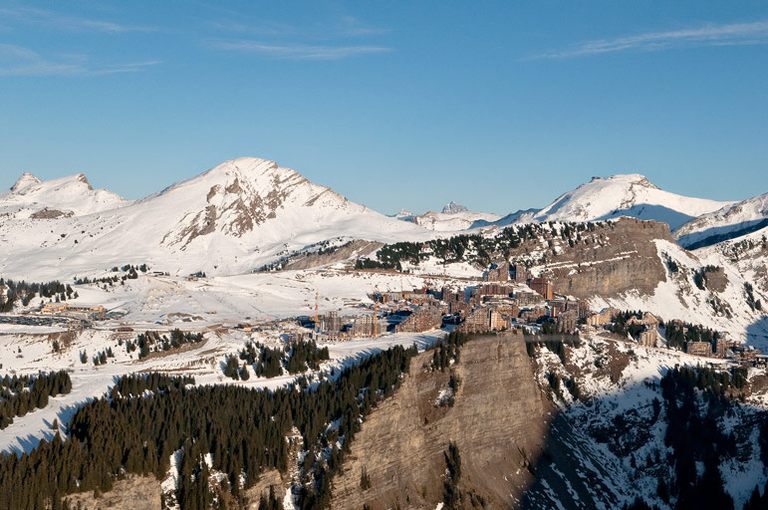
[514,174,732,231]
[677,191,768,247]
[0,157,436,280]
[1,172,129,218]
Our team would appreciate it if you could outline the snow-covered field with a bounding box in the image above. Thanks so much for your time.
[31,268,471,325]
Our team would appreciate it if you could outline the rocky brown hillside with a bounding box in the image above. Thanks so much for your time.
[330,334,550,509]
[357,217,674,299]
[521,218,672,299]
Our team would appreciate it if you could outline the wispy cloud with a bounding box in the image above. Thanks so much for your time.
[0,6,156,33]
[208,20,295,37]
[209,15,387,38]
[529,20,768,59]
[208,40,391,60]
[337,16,389,37]
[0,44,160,77]
[206,14,390,60]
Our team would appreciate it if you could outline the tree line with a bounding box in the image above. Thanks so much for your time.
[227,340,331,380]
[0,370,71,429]
[129,330,205,359]
[0,343,418,510]
[0,278,74,312]
[355,221,610,270]
[658,365,742,510]
[74,264,149,286]
[664,321,720,353]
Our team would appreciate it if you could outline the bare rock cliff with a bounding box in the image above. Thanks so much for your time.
[523,218,672,299]
[330,335,550,509]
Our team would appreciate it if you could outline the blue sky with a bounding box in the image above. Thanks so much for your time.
[0,1,766,214]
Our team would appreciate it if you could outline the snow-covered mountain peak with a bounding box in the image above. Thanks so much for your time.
[526,173,731,230]
[1,172,127,218]
[10,172,42,193]
[0,156,434,278]
[203,157,300,183]
[146,157,364,246]
[589,173,659,190]
[161,157,300,195]
[441,201,469,214]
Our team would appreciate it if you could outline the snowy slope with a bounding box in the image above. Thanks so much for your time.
[0,158,433,280]
[507,174,732,231]
[676,192,768,248]
[696,224,768,300]
[587,238,768,346]
[0,172,129,219]
[527,332,768,510]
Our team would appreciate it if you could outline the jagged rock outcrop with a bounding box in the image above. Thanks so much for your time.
[330,335,550,509]
[442,201,469,214]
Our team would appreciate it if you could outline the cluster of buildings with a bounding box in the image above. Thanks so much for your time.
[39,303,107,320]
[304,261,582,340]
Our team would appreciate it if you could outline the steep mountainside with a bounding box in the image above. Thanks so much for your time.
[0,158,432,280]
[676,192,768,249]
[697,226,768,298]
[508,220,766,342]
[505,174,731,231]
[327,333,768,509]
[330,334,550,509]
[522,333,768,510]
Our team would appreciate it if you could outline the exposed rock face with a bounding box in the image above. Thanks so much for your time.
[442,201,469,214]
[166,163,295,247]
[521,218,673,299]
[330,335,550,509]
[703,266,728,293]
[30,207,74,219]
[159,158,376,250]
[64,476,161,510]
[242,469,285,509]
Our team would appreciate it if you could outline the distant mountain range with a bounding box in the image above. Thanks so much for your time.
[2,158,766,281]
